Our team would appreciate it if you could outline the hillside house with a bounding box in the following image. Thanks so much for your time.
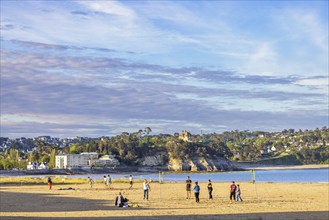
[38,163,49,169]
[27,162,38,170]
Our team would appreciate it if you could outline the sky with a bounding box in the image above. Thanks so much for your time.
[1,0,328,138]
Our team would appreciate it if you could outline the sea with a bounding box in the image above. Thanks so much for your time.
[3,168,328,183]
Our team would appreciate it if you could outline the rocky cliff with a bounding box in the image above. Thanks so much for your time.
[167,156,235,171]
[138,152,235,171]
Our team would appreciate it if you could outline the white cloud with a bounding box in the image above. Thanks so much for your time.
[277,8,328,50]
[78,0,135,18]
[1,1,328,137]
[296,78,329,86]
[250,43,276,63]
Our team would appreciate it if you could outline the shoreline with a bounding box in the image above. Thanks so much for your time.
[235,163,329,170]
[0,164,327,177]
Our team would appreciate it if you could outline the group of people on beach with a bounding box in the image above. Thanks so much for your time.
[103,175,112,188]
[87,175,243,203]
[87,175,134,190]
[48,174,243,205]
[186,176,243,203]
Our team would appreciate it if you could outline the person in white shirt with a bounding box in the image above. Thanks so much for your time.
[129,175,133,189]
[143,179,151,200]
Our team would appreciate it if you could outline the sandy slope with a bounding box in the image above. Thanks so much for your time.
[0,181,328,220]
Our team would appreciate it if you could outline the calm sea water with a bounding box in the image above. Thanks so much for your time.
[65,168,329,183]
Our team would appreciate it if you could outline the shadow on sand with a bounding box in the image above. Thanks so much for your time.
[0,191,120,212]
[1,212,329,220]
[1,191,328,220]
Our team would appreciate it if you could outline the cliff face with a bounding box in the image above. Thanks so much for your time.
[138,152,235,171]
[140,153,167,166]
[167,157,235,171]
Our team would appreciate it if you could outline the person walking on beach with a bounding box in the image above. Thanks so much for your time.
[47,177,53,190]
[186,176,192,199]
[143,179,151,200]
[88,177,94,189]
[103,175,107,188]
[207,179,213,200]
[106,175,112,189]
[193,181,200,203]
[230,181,237,202]
[236,184,243,202]
[129,175,133,189]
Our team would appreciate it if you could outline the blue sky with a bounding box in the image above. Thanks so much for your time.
[1,0,328,138]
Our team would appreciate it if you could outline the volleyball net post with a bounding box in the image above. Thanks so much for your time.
[158,171,165,202]
[250,169,259,201]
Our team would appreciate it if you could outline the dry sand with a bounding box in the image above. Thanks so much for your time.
[0,181,328,220]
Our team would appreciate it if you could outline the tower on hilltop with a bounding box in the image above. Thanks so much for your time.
[179,130,191,142]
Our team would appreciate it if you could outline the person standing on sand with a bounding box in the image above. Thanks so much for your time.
[129,175,133,189]
[143,179,151,200]
[106,175,111,189]
[103,176,107,188]
[47,177,52,190]
[193,181,200,203]
[186,176,192,199]
[230,181,237,202]
[207,179,213,200]
[88,177,94,189]
[236,184,243,202]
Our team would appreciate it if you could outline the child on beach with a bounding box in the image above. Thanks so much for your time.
[47,177,52,190]
[193,181,200,203]
[236,184,243,202]
[186,176,192,199]
[88,177,94,189]
[129,175,133,189]
[103,176,107,188]
[207,179,213,200]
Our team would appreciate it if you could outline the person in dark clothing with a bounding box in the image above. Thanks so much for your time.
[186,176,192,199]
[193,181,200,203]
[207,179,213,200]
[230,181,237,202]
[47,177,52,190]
[115,192,125,207]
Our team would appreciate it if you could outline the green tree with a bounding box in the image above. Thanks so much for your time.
[49,149,56,168]
[39,154,50,164]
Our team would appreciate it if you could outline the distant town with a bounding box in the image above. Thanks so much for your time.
[0,127,328,171]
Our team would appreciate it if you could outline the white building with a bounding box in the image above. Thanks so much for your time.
[91,155,120,167]
[55,152,99,169]
[38,163,49,169]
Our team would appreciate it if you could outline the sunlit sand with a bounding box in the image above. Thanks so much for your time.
[1,181,328,219]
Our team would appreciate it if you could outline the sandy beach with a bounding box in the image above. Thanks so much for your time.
[1,181,328,220]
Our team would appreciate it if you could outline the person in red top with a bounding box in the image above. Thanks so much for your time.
[47,177,53,190]
[230,181,237,202]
